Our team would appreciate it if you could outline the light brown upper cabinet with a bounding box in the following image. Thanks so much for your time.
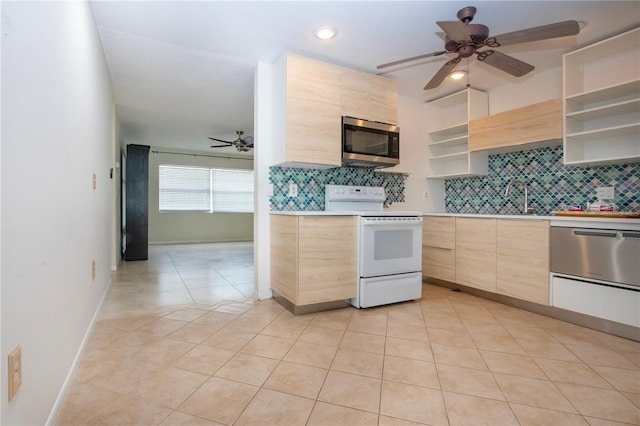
[341,68,398,125]
[468,98,562,152]
[272,53,398,168]
[272,53,342,168]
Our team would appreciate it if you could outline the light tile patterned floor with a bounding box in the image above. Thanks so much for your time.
[57,243,640,425]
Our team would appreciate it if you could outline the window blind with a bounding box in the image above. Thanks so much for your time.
[159,165,254,213]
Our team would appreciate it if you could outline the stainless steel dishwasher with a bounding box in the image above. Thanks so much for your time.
[550,227,640,287]
[550,224,640,329]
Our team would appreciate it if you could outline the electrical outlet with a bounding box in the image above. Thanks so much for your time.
[92,173,97,190]
[8,345,22,401]
[92,259,96,280]
[596,186,614,200]
[288,182,298,197]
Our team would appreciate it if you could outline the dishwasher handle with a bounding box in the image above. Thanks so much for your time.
[573,229,618,238]
[622,231,640,239]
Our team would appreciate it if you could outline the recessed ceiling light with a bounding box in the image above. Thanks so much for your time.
[449,70,467,80]
[314,26,337,40]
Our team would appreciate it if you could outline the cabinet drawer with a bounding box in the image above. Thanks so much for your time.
[423,216,455,249]
[422,246,455,282]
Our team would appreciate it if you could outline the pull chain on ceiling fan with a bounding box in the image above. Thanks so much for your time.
[377,6,580,90]
[208,130,254,152]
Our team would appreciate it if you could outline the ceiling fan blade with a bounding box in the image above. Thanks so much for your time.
[491,20,580,47]
[210,143,232,148]
[424,57,461,90]
[377,51,447,69]
[476,50,535,77]
[437,21,471,42]
[208,137,233,144]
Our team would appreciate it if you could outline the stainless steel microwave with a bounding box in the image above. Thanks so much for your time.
[342,117,400,168]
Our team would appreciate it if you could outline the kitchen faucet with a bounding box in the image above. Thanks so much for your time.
[504,179,536,215]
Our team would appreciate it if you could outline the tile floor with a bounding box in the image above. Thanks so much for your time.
[57,242,640,425]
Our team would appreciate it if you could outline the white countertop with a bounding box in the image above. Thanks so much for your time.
[270,211,356,216]
[269,211,640,230]
[423,212,640,230]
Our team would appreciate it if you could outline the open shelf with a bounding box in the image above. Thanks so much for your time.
[562,28,640,166]
[425,88,489,178]
[566,123,640,141]
[566,98,640,122]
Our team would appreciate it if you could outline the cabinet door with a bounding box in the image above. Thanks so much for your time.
[468,98,562,152]
[286,54,342,166]
[286,97,341,165]
[455,218,497,292]
[422,217,456,281]
[270,215,299,303]
[341,68,371,120]
[298,216,357,305]
[497,219,550,305]
[341,69,398,125]
[370,76,398,124]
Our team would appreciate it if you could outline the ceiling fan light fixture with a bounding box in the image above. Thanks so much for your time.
[449,70,467,80]
[314,25,337,40]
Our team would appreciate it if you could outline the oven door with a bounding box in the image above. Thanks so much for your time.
[360,216,422,277]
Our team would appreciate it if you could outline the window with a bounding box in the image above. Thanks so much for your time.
[159,165,254,213]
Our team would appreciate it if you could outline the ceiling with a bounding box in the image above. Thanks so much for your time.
[89,1,640,157]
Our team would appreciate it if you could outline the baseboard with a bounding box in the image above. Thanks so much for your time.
[424,277,640,342]
[149,239,254,245]
[45,277,113,426]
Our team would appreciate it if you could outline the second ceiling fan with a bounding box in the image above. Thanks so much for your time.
[377,6,580,90]
[208,130,254,152]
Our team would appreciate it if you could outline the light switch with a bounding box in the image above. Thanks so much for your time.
[288,182,298,197]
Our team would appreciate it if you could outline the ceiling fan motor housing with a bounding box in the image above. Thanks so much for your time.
[445,23,490,52]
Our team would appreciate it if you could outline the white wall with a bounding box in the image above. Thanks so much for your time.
[386,94,428,212]
[148,150,254,244]
[254,61,273,300]
[488,67,562,113]
[1,2,113,424]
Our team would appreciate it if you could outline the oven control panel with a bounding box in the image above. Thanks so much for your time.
[325,185,385,202]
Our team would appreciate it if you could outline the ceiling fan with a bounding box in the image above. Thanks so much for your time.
[208,130,254,152]
[377,6,580,90]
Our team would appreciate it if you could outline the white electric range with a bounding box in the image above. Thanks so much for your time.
[324,185,423,308]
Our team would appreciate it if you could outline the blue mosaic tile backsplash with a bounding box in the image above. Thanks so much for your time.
[269,167,407,211]
[445,146,640,215]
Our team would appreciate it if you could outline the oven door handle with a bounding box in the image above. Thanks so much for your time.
[573,229,618,238]
[361,221,422,227]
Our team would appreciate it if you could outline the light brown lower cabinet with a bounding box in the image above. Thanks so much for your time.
[455,217,497,292]
[270,215,357,306]
[422,217,456,282]
[496,219,550,305]
[425,216,551,306]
